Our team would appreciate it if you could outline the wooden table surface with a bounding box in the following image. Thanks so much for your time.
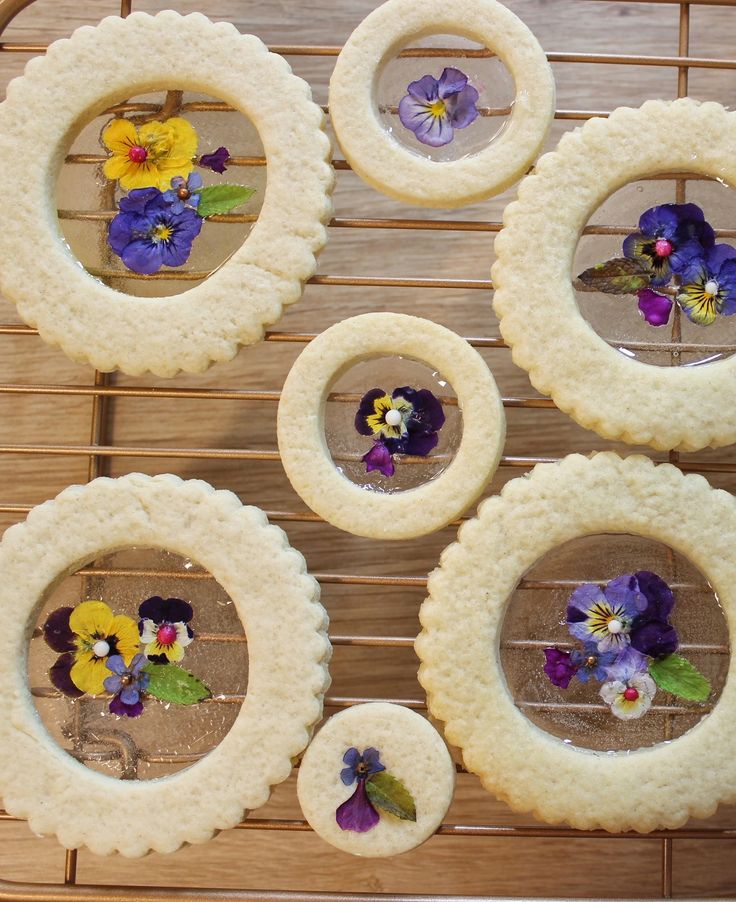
[1,0,736,898]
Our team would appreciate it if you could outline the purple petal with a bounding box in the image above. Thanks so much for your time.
[120,238,165,275]
[139,596,166,622]
[543,647,577,689]
[105,654,127,676]
[635,571,674,620]
[362,441,394,477]
[639,204,682,240]
[355,388,387,436]
[603,574,641,614]
[707,243,736,274]
[403,430,439,456]
[445,84,479,130]
[336,780,380,833]
[50,653,84,698]
[188,172,204,190]
[605,646,649,681]
[566,583,605,622]
[406,75,439,104]
[341,767,357,786]
[437,67,469,98]
[668,239,706,280]
[118,187,162,215]
[109,695,144,718]
[412,110,454,148]
[638,289,673,327]
[160,598,194,624]
[343,747,361,766]
[103,674,123,694]
[361,748,385,776]
[43,607,76,653]
[199,146,230,173]
[630,620,679,658]
[119,685,140,706]
[129,653,149,675]
[394,387,445,432]
[398,94,434,133]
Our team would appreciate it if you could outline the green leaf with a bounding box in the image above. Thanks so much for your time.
[365,771,417,822]
[576,257,653,295]
[143,663,211,705]
[196,184,256,218]
[649,654,711,703]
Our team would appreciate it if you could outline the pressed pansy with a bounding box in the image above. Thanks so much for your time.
[623,203,714,286]
[677,243,736,326]
[162,173,203,214]
[566,581,637,652]
[398,67,479,148]
[102,117,198,191]
[108,187,203,275]
[600,672,657,721]
[104,653,150,718]
[43,600,140,697]
[355,386,445,478]
[138,596,194,663]
[199,145,231,173]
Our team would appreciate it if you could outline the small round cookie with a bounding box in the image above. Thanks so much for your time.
[493,98,736,451]
[277,313,505,540]
[0,11,333,376]
[329,0,555,208]
[0,474,330,857]
[297,703,455,856]
[417,452,736,832]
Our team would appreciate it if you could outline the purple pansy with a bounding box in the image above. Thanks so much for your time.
[637,288,673,327]
[104,653,149,718]
[569,642,618,683]
[542,647,578,688]
[199,146,231,173]
[566,581,638,652]
[138,596,194,664]
[604,645,650,682]
[356,386,445,478]
[623,203,715,287]
[162,172,203,214]
[108,187,203,275]
[398,67,479,148]
[677,243,736,326]
[336,747,386,833]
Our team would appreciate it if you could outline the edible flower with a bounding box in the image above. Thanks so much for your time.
[676,244,736,326]
[102,117,198,191]
[43,601,140,696]
[542,647,577,688]
[336,748,385,833]
[566,580,637,652]
[199,146,231,173]
[138,596,194,663]
[108,187,203,275]
[600,672,657,720]
[637,288,673,328]
[398,67,479,147]
[569,642,618,683]
[104,653,150,718]
[623,203,714,286]
[162,173,203,214]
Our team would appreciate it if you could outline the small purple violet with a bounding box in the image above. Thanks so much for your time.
[398,67,479,148]
[542,647,578,689]
[104,653,149,718]
[199,146,231,173]
[162,172,203,214]
[336,747,385,833]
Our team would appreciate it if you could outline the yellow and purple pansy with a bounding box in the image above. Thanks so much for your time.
[138,595,194,663]
[676,244,736,325]
[355,386,445,478]
[398,67,479,148]
[102,116,198,191]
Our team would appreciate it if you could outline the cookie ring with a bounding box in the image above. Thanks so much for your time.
[0,11,334,377]
[277,313,506,540]
[297,703,455,857]
[493,98,736,451]
[0,474,330,857]
[416,452,736,832]
[329,0,554,208]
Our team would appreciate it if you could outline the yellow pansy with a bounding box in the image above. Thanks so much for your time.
[101,116,198,191]
[68,600,140,696]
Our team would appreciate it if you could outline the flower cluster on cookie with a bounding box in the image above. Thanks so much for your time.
[101,104,255,275]
[577,203,736,327]
[398,67,480,148]
[43,596,210,717]
[543,571,711,719]
[336,747,417,832]
[355,386,445,478]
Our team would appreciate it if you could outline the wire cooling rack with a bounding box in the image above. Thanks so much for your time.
[2,0,736,899]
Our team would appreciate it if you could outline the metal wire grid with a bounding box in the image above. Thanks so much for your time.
[1,0,736,899]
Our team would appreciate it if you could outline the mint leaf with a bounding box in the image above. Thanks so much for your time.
[143,663,211,705]
[196,184,256,218]
[649,654,711,703]
[365,771,416,822]
[576,257,653,295]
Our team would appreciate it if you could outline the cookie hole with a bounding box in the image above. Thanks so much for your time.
[28,547,248,781]
[499,535,728,752]
[375,34,514,163]
[573,175,736,367]
[56,89,265,297]
[323,356,462,494]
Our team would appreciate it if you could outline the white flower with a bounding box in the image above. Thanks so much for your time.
[599,672,656,720]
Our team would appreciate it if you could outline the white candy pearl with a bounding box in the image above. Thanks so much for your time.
[607,619,623,634]
[92,639,110,658]
[385,409,402,427]
[704,279,719,297]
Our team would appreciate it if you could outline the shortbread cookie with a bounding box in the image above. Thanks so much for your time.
[277,313,505,539]
[329,0,554,208]
[0,11,333,376]
[417,452,736,832]
[297,703,455,856]
[0,474,330,857]
[493,98,736,451]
